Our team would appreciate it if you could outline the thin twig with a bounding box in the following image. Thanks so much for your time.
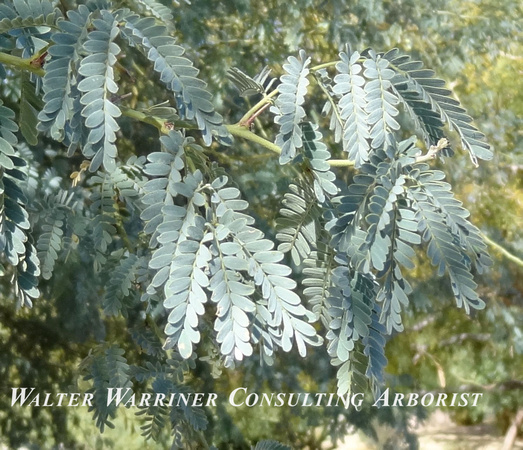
[0,51,45,77]
[481,233,523,267]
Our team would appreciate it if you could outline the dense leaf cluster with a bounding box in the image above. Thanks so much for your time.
[0,0,496,447]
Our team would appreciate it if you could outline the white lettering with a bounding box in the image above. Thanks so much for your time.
[154,393,166,407]
[56,393,67,406]
[177,393,191,407]
[393,393,405,407]
[124,394,136,407]
[139,393,152,407]
[435,393,447,407]
[287,393,299,407]
[275,393,286,407]
[458,393,469,407]
[192,393,204,407]
[29,395,41,407]
[245,393,259,407]
[107,387,133,406]
[42,393,55,407]
[260,393,274,406]
[352,393,364,408]
[421,393,434,407]
[302,393,313,406]
[68,393,80,407]
[471,393,483,406]
[372,388,390,407]
[11,388,36,406]
[206,393,217,407]
[229,387,247,407]
[406,393,418,406]
[336,394,352,409]
[83,393,93,407]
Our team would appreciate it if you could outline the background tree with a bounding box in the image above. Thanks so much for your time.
[0,0,521,448]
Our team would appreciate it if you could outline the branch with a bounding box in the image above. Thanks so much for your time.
[329,158,355,167]
[226,124,355,167]
[502,409,523,450]
[0,51,361,170]
[456,380,523,392]
[238,89,279,126]
[0,51,45,77]
[439,333,491,347]
[310,61,338,71]
[226,123,282,153]
[119,105,197,133]
[120,106,356,168]
[145,314,164,345]
[234,62,339,127]
[313,71,344,135]
[415,138,450,163]
[481,233,523,268]
[410,315,437,332]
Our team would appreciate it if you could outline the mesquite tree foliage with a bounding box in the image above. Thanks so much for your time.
[0,0,493,445]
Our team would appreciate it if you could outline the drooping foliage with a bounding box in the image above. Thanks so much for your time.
[0,0,498,447]
[0,99,40,307]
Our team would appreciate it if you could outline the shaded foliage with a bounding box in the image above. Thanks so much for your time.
[0,0,520,448]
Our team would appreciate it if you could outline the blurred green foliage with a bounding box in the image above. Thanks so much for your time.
[0,0,521,448]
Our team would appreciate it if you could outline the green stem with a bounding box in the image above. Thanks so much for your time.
[3,50,354,169]
[121,107,282,157]
[121,104,355,167]
[481,233,523,267]
[119,105,167,132]
[119,105,196,134]
[238,88,279,125]
[0,51,45,77]
[115,220,133,252]
[314,72,344,134]
[226,124,354,167]
[310,61,338,71]
[328,158,355,167]
[227,124,281,155]
[145,314,164,343]
[237,61,338,126]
